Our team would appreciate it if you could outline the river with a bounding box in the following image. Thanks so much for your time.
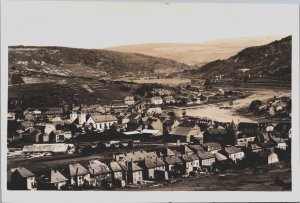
[163,90,291,123]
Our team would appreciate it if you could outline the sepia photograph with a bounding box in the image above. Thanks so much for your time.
[1,1,300,202]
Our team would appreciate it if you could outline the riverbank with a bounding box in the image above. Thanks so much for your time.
[162,90,291,123]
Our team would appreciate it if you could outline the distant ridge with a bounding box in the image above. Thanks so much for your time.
[106,36,284,65]
[9,46,190,78]
[184,36,291,81]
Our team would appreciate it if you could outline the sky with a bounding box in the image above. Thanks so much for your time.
[1,1,298,48]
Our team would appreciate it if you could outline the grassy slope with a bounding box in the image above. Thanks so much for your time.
[9,46,190,77]
[185,36,291,81]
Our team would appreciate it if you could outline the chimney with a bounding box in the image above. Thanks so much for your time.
[76,168,78,176]
[93,169,95,175]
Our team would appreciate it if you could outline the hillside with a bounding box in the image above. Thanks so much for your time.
[106,36,283,65]
[184,36,292,81]
[9,46,190,78]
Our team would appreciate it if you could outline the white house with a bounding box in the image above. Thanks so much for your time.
[224,146,245,162]
[151,96,163,105]
[44,123,56,135]
[86,114,118,131]
[235,132,256,147]
[68,163,90,187]
[10,167,37,190]
[258,151,279,164]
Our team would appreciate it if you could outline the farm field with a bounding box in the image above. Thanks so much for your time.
[8,76,141,107]
[124,162,291,191]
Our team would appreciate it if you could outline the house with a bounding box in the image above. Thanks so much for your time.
[44,123,56,135]
[50,116,64,126]
[237,122,258,137]
[214,152,228,162]
[159,147,176,157]
[87,160,112,187]
[257,151,279,164]
[10,167,37,190]
[113,150,158,163]
[197,151,215,170]
[39,169,68,190]
[257,133,277,151]
[109,161,126,181]
[86,114,118,131]
[203,125,228,144]
[203,142,222,154]
[124,96,135,105]
[151,96,163,105]
[188,145,205,154]
[179,145,194,155]
[222,146,245,163]
[163,96,176,104]
[181,154,199,174]
[247,142,262,153]
[126,162,143,184]
[235,131,256,147]
[163,156,184,176]
[45,107,63,116]
[169,125,203,143]
[68,163,90,187]
[270,136,287,150]
[139,157,167,180]
[49,130,72,143]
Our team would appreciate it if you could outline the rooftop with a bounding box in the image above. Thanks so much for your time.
[69,163,89,177]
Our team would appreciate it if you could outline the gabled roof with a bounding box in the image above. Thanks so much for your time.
[169,126,192,136]
[204,142,222,149]
[143,157,165,169]
[128,162,142,172]
[151,96,162,100]
[50,169,68,183]
[162,147,175,156]
[197,151,215,160]
[109,161,123,172]
[181,154,198,162]
[180,145,193,154]
[89,113,118,123]
[164,156,182,165]
[88,160,111,175]
[215,152,228,161]
[124,96,134,101]
[13,167,35,178]
[224,146,242,154]
[69,163,89,177]
[188,145,204,153]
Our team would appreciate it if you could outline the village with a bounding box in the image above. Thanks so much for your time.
[7,87,292,191]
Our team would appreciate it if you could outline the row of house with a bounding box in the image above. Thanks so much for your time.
[9,142,281,190]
